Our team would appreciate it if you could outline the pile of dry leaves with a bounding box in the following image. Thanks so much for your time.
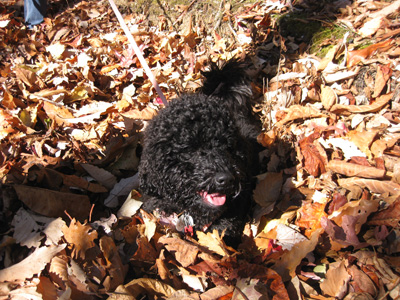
[1,0,400,298]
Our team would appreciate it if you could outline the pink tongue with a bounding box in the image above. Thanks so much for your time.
[202,192,226,206]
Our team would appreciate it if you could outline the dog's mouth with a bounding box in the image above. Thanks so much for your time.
[200,191,226,206]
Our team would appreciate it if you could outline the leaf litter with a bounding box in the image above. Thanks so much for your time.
[1,0,400,298]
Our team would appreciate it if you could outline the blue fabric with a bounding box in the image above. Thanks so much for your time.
[24,0,47,28]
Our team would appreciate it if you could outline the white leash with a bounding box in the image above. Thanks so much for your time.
[108,0,168,106]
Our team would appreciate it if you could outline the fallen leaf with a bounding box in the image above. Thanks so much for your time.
[330,93,393,115]
[338,178,400,195]
[158,236,199,268]
[359,16,385,37]
[368,196,400,227]
[62,219,98,260]
[276,105,326,126]
[299,133,327,177]
[273,228,323,280]
[347,39,393,67]
[14,185,91,221]
[320,85,337,110]
[253,172,283,207]
[372,64,392,98]
[320,261,351,298]
[197,230,230,257]
[117,278,176,299]
[327,160,385,179]
[0,244,66,282]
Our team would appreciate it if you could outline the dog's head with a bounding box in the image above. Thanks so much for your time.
[139,94,250,217]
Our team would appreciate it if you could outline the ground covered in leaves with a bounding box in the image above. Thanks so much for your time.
[1,0,400,299]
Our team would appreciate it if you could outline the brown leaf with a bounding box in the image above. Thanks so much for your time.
[346,129,379,158]
[197,230,230,256]
[121,106,158,121]
[295,202,327,238]
[338,177,400,195]
[158,236,199,267]
[121,278,176,299]
[347,39,393,68]
[14,185,91,221]
[0,244,66,282]
[131,236,158,263]
[330,93,393,115]
[276,105,326,126]
[62,219,98,260]
[272,229,323,281]
[253,172,283,207]
[200,285,234,300]
[348,265,378,297]
[299,133,327,177]
[368,196,400,227]
[320,261,351,298]
[373,65,393,98]
[320,85,337,110]
[99,236,127,291]
[14,66,45,90]
[37,276,58,300]
[327,160,385,179]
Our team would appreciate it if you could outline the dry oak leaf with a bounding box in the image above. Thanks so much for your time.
[330,93,393,115]
[99,236,127,291]
[338,177,400,195]
[198,285,234,300]
[109,278,175,300]
[299,133,328,177]
[253,172,283,207]
[131,235,158,263]
[320,85,337,110]
[0,244,66,282]
[62,219,98,260]
[347,264,378,297]
[272,228,323,281]
[235,262,289,300]
[330,198,380,234]
[358,16,385,37]
[322,215,369,249]
[197,230,231,257]
[121,106,158,121]
[275,105,326,126]
[368,196,400,227]
[327,160,385,179]
[295,202,327,238]
[37,276,58,300]
[158,236,199,268]
[14,185,91,222]
[373,64,393,98]
[346,129,379,159]
[320,261,351,298]
[347,39,394,68]
[14,66,45,89]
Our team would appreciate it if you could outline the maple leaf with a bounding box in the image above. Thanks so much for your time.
[62,219,98,260]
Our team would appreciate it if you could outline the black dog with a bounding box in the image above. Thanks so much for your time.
[139,60,261,244]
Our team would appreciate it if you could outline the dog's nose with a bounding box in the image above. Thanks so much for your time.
[215,172,235,187]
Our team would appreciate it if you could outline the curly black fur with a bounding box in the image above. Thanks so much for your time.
[139,60,261,244]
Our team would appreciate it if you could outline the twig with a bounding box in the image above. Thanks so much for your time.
[155,0,178,32]
[33,95,79,114]
[213,0,224,32]
[107,0,168,106]
[173,0,198,26]
[227,19,239,43]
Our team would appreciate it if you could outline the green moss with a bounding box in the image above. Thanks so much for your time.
[310,24,349,57]
[278,12,322,43]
